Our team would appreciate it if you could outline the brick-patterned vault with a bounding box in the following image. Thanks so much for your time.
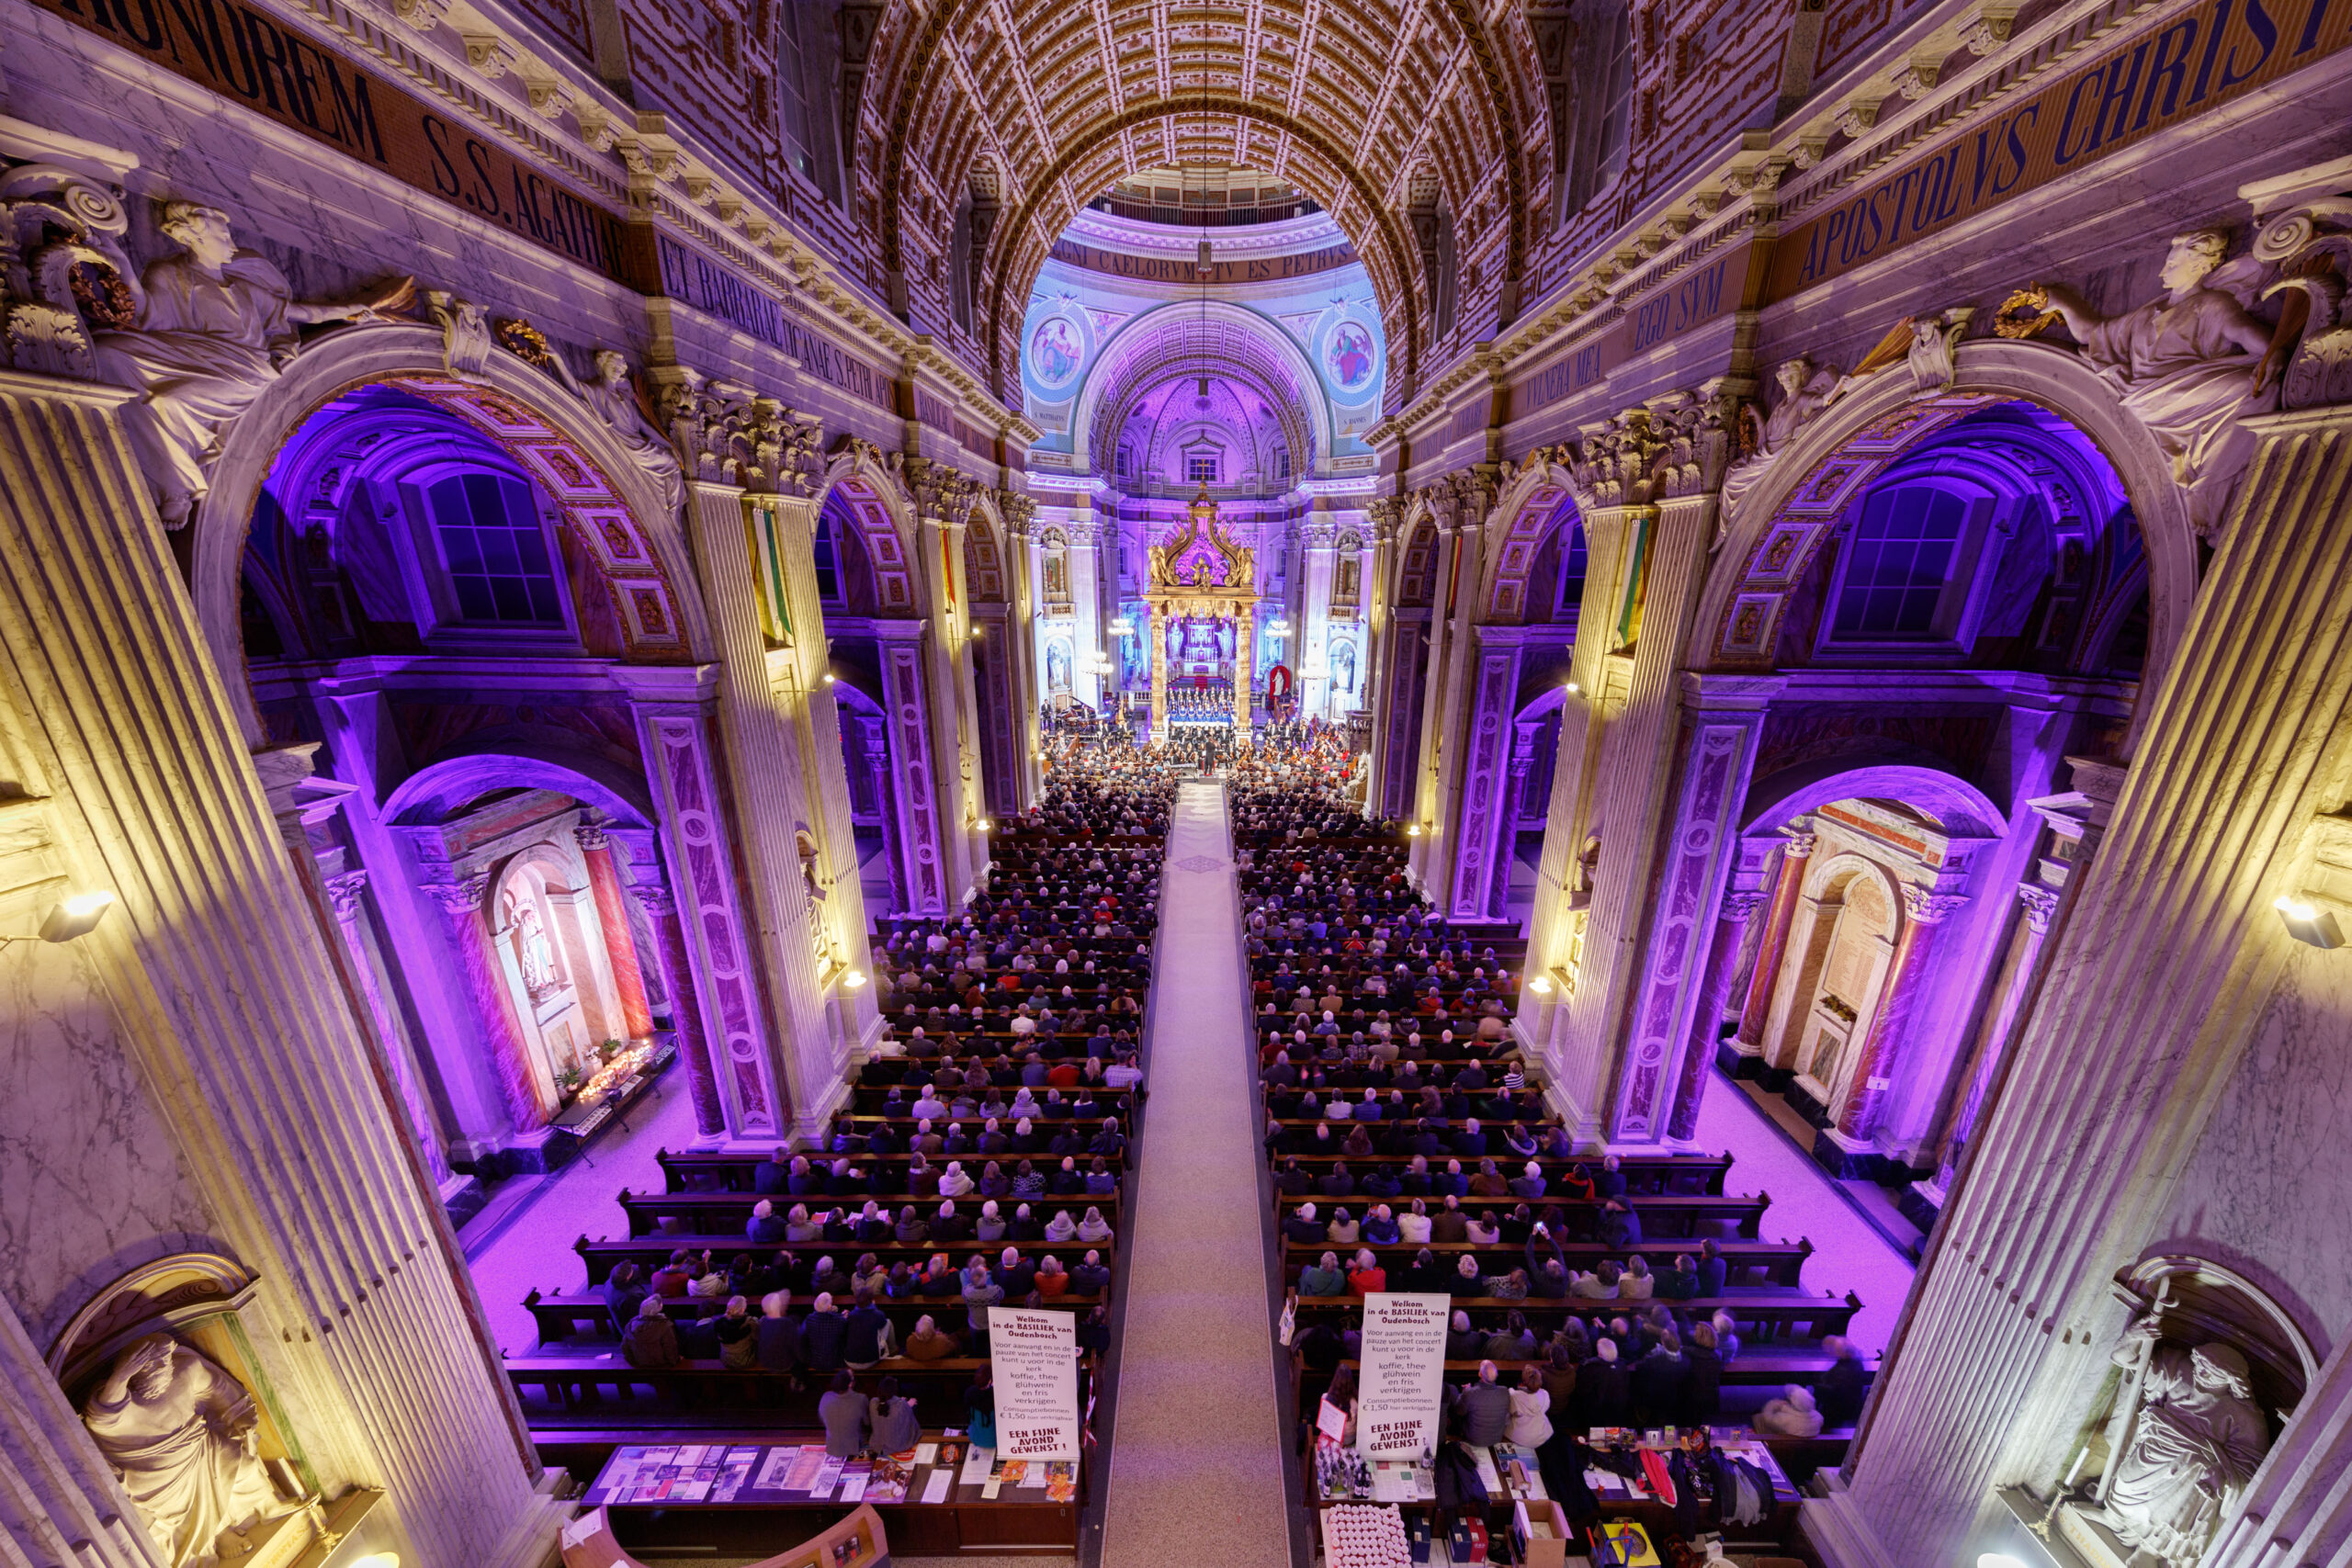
[852,0,1551,409]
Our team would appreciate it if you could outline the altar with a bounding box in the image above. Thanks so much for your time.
[1144,485,1259,740]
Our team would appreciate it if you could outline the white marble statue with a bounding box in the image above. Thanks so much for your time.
[93,202,398,526]
[2035,230,2278,538]
[82,1333,291,1568]
[582,350,684,514]
[2098,1315,2272,1565]
[1722,355,1845,516]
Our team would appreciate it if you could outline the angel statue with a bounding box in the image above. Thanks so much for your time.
[2094,1313,2272,1566]
[2029,229,2278,538]
[1721,355,1846,515]
[93,202,407,526]
[82,1334,298,1567]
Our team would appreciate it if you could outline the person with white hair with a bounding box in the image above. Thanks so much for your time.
[1753,1384,1823,1437]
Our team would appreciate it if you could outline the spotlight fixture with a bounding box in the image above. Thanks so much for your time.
[1565,681,1580,694]
[823,672,837,684]
[2276,895,2343,949]
[1527,975,1555,996]
[0,889,118,948]
[842,969,869,989]
[1407,824,1421,838]
[977,819,992,833]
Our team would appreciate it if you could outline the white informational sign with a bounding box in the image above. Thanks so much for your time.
[989,1306,1080,1461]
[1356,1292,1450,1458]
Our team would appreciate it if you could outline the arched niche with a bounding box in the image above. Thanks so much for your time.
[1479,459,1600,624]
[380,743,656,834]
[197,324,711,746]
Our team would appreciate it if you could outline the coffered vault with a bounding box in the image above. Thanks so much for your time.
[854,0,1551,404]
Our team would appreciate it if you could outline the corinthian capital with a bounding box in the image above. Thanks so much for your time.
[651,366,823,491]
[1444,467,1496,528]
[1566,409,1669,507]
[1902,884,1970,924]
[322,870,370,921]
[904,456,980,525]
[2017,882,2060,933]
[422,873,492,916]
[1365,494,1402,539]
[995,489,1037,536]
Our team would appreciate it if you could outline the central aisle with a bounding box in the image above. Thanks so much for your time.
[1102,779,1289,1567]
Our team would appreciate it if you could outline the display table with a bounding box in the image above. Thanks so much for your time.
[1308,1428,1801,1553]
[578,1432,1080,1555]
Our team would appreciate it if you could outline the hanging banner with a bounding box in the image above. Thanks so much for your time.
[1356,1292,1450,1459]
[989,1306,1079,1461]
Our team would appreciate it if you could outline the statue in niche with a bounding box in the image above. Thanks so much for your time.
[2027,230,2278,539]
[2093,1312,2273,1565]
[82,1334,295,1568]
[93,202,407,526]
[513,897,559,997]
[1329,637,1358,694]
[1046,638,1071,692]
[1721,355,1847,518]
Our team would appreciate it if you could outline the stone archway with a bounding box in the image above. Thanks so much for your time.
[196,323,710,746]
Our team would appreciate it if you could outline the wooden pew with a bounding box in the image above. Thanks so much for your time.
[1275,1150,1737,1195]
[656,1147,1129,1194]
[1290,1290,1863,1344]
[571,1234,1117,1289]
[508,1351,1031,1427]
[616,1189,1119,1239]
[522,1288,1105,1348]
[1273,1190,1770,1239]
[1277,1236,1814,1288]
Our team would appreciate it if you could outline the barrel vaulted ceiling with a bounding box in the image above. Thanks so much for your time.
[854,0,1553,409]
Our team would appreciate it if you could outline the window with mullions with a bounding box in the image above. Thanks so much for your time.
[812,511,843,605]
[1832,489,1971,637]
[1187,452,1219,485]
[424,471,563,626]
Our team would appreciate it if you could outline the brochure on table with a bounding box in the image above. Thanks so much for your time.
[990,1303,1081,1461]
[582,1441,1077,1508]
[1354,1292,1449,1458]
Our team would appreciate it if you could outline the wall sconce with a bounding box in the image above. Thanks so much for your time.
[1407,824,1421,838]
[1268,617,1293,638]
[977,819,992,833]
[1527,975,1554,996]
[1,890,117,948]
[823,672,837,684]
[1109,615,1135,636]
[2276,896,2343,949]
[969,625,983,638]
[842,969,869,989]
[1565,681,1580,694]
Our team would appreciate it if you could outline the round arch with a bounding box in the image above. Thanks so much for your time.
[974,96,1434,400]
[1741,761,2007,842]
[198,324,709,745]
[1069,299,1334,478]
[1478,458,1601,624]
[962,487,1010,603]
[380,743,657,830]
[811,446,928,616]
[1390,492,1441,607]
[1690,340,2199,742]
[877,2,1538,378]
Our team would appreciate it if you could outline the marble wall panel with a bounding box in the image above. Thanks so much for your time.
[2154,943,2352,1360]
[0,937,217,1352]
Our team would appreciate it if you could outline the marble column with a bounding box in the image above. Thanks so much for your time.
[0,367,560,1565]
[1834,885,1968,1141]
[322,870,453,1186]
[1736,829,1816,1053]
[1234,611,1255,730]
[1605,670,1781,1141]
[572,824,654,1038]
[1448,626,1527,921]
[633,877,727,1139]
[1665,888,1769,1144]
[423,873,547,1134]
[1148,602,1169,742]
[1928,883,2060,1194]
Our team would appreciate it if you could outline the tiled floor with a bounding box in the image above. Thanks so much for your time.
[1098,781,1291,1568]
[463,1077,701,1355]
[1692,1066,1919,1359]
